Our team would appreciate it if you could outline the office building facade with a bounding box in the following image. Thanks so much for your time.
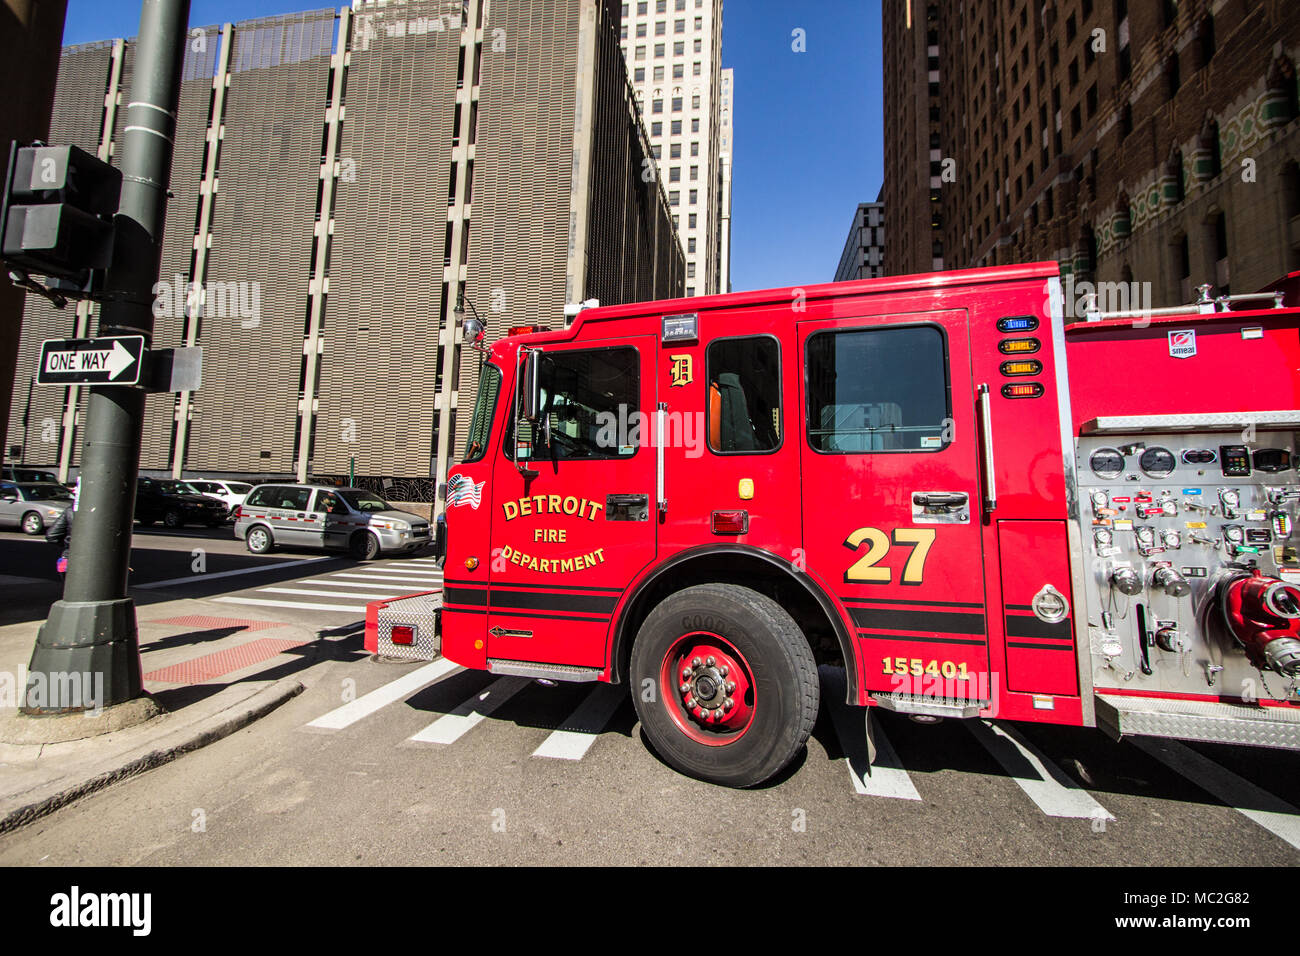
[834,197,886,281]
[6,0,683,510]
[883,0,1300,308]
[618,0,732,295]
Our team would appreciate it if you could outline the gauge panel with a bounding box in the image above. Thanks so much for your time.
[1138,446,1176,478]
[1089,448,1125,480]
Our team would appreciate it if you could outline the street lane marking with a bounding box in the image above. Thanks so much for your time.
[532,685,627,760]
[295,580,436,592]
[828,703,921,800]
[332,567,445,577]
[137,556,335,589]
[968,719,1114,820]
[307,658,461,730]
[260,586,411,600]
[214,596,366,613]
[409,676,531,745]
[1131,737,1300,851]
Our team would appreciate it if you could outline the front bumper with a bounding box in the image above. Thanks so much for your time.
[366,590,442,660]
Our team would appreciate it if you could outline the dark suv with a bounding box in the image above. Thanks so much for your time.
[134,477,229,529]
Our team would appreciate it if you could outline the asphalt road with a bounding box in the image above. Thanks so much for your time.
[2,527,1299,865]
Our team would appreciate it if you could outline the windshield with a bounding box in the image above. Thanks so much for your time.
[20,483,72,501]
[156,480,201,495]
[462,363,501,463]
[339,489,392,512]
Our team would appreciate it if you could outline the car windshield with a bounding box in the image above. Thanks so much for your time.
[156,480,200,495]
[339,489,392,512]
[20,483,72,501]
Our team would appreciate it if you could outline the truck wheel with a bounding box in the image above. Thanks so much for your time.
[245,525,274,554]
[630,583,819,788]
[21,511,44,535]
[163,509,184,529]
[351,531,381,561]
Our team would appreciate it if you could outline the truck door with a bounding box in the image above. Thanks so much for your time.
[798,311,991,706]
[485,337,658,670]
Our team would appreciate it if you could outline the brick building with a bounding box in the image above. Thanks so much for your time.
[883,0,1300,309]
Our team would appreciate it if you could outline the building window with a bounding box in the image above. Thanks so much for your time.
[653,65,664,80]
[670,166,681,182]
[689,164,698,180]
[634,67,645,82]
[675,18,685,33]
[672,96,683,111]
[693,61,702,75]
[690,141,699,156]
[672,120,682,134]
[691,118,700,132]
[674,41,684,55]
[670,143,681,158]
[689,213,697,228]
[652,121,662,135]
[688,238,696,253]
[694,38,702,53]
[673,63,684,79]
[687,287,695,296]
[638,1,647,13]
[655,43,665,57]
[655,20,666,35]
[657,0,666,11]
[637,22,647,37]
[692,93,701,109]
[689,188,698,204]
[669,190,680,206]
[687,262,696,277]
[635,45,645,60]
[652,98,663,113]
[694,16,702,30]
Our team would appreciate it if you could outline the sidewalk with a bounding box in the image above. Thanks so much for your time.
[0,576,359,833]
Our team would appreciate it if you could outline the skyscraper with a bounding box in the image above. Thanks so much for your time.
[619,0,732,295]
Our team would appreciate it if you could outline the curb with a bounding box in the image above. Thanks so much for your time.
[0,676,304,835]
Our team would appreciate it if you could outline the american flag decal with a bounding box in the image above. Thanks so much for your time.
[447,474,484,509]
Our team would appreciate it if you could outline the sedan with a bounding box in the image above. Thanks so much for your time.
[0,481,74,535]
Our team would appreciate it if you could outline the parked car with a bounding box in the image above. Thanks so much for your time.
[234,483,430,559]
[1,465,63,485]
[134,477,229,529]
[187,479,254,516]
[0,481,74,534]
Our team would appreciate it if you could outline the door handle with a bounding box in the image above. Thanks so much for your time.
[606,493,649,521]
[977,383,997,513]
[912,492,968,510]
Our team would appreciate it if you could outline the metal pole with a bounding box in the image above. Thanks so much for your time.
[21,376,32,466]
[24,0,191,714]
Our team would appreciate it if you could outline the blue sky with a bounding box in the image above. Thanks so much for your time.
[62,0,883,292]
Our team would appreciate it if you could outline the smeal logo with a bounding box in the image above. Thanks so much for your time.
[49,886,151,936]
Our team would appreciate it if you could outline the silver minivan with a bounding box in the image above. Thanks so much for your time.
[234,483,430,559]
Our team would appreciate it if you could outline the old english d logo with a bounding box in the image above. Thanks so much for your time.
[669,353,694,387]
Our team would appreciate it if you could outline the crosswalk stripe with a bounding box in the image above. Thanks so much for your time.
[214,596,366,613]
[331,567,445,577]
[294,580,434,592]
[968,719,1114,820]
[409,676,531,745]
[307,658,461,730]
[828,704,921,800]
[1130,737,1300,851]
[328,572,442,584]
[532,685,627,760]
[259,586,409,599]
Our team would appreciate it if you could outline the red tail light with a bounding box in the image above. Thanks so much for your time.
[391,625,416,646]
[232,505,242,520]
[711,510,749,535]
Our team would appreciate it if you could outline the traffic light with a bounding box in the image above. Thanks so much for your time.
[1,141,121,294]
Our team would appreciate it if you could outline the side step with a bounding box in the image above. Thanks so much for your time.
[1095,694,1300,750]
[368,590,442,661]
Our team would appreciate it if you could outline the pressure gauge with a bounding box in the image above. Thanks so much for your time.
[1090,448,1125,480]
[1220,489,1241,512]
[1090,490,1110,513]
[1094,528,1114,548]
[1135,526,1156,549]
[1139,446,1177,478]
[1162,529,1182,549]
[1224,525,1245,546]
[1161,498,1178,516]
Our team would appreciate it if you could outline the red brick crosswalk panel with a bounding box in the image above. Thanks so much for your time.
[143,637,311,685]
[145,614,284,632]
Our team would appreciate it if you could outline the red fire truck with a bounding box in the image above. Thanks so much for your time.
[366,261,1300,788]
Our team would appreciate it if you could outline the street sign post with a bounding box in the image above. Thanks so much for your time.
[37,335,144,386]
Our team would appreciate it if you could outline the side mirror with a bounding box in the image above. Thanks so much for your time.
[521,349,541,422]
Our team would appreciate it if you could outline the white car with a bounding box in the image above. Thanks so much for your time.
[187,479,254,516]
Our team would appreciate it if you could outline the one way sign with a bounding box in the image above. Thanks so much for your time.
[37,336,144,385]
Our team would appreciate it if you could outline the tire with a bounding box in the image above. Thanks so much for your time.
[163,509,184,529]
[351,531,381,561]
[629,583,819,788]
[245,524,274,555]
[21,511,44,535]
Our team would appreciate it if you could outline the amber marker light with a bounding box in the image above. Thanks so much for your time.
[465,556,480,570]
